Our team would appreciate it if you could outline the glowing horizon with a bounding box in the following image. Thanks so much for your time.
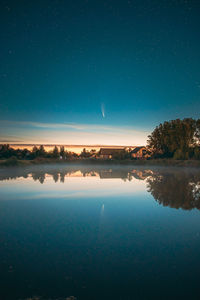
[0,120,149,147]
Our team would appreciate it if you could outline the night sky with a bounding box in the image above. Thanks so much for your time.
[1,0,200,145]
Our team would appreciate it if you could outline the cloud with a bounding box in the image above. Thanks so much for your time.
[0,120,149,145]
[0,120,148,133]
[0,135,24,143]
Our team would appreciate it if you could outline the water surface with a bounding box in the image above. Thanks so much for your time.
[0,165,200,300]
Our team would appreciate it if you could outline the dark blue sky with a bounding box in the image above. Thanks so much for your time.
[1,0,200,145]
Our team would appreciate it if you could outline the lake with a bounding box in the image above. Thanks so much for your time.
[0,164,200,300]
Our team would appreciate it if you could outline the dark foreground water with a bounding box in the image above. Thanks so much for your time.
[0,165,200,300]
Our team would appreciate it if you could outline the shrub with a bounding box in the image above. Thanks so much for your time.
[194,147,200,160]
[3,156,18,166]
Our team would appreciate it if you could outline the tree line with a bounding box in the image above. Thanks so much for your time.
[1,118,200,161]
[0,145,79,160]
[0,144,133,161]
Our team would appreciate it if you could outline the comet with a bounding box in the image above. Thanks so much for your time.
[101,103,105,118]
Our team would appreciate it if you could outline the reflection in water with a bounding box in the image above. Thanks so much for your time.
[101,204,105,214]
[147,169,200,210]
[1,165,200,300]
[98,203,105,242]
[0,165,200,210]
[0,165,153,183]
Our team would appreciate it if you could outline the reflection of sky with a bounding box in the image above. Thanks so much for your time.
[1,171,200,300]
[0,175,148,201]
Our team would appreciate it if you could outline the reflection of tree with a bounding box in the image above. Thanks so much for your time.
[1,165,200,211]
[32,172,45,184]
[147,170,200,210]
[60,172,65,183]
[39,174,45,184]
[53,173,59,183]
[0,166,153,183]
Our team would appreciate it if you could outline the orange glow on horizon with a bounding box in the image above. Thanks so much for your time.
[9,144,136,153]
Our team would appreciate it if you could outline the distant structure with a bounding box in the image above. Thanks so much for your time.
[130,146,151,159]
[99,148,124,159]
[99,146,152,159]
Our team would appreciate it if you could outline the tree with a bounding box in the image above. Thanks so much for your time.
[0,144,11,158]
[52,146,59,158]
[31,146,39,158]
[173,149,189,160]
[38,145,46,157]
[147,118,198,158]
[195,119,200,144]
[90,149,97,157]
[80,148,91,158]
[60,146,65,159]
[194,147,200,160]
[21,148,31,159]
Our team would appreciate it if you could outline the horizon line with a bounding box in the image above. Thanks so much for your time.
[2,143,142,148]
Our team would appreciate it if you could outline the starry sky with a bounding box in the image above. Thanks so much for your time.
[1,0,200,145]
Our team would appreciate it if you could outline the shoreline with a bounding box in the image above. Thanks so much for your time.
[0,158,200,168]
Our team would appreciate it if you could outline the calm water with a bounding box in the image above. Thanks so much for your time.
[0,165,200,300]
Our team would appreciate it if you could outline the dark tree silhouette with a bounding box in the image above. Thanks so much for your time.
[38,145,46,157]
[31,146,39,158]
[147,118,200,159]
[60,146,65,159]
[52,146,59,158]
[80,148,91,158]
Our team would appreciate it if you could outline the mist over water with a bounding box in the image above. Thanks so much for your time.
[0,165,200,299]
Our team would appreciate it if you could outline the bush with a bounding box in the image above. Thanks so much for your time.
[3,156,19,166]
[194,147,200,160]
[173,149,189,160]
[173,149,183,160]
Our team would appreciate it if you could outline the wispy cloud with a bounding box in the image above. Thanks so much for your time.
[0,120,149,145]
[0,137,24,143]
[0,120,148,133]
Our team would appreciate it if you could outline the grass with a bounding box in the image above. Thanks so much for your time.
[0,157,200,168]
